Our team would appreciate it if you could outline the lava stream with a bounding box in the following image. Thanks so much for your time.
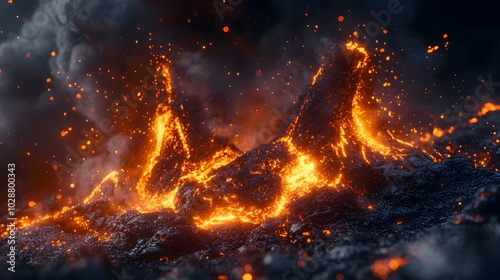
[3,42,419,235]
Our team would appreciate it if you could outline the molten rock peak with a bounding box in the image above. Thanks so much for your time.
[139,42,415,228]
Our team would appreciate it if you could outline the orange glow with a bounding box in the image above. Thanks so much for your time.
[132,64,240,216]
[275,137,342,216]
[311,67,323,85]
[419,126,454,144]
[427,45,439,54]
[223,26,230,33]
[134,106,176,208]
[432,127,444,138]
[51,51,56,57]
[190,42,412,228]
[478,102,500,116]
[2,170,122,237]
[16,42,438,234]
[338,16,344,22]
[83,171,119,204]
[352,98,392,156]
[372,257,407,279]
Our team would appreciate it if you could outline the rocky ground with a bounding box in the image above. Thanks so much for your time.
[2,155,500,280]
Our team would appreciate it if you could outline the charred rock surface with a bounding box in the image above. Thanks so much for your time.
[4,158,498,280]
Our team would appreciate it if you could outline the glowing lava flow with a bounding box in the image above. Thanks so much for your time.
[132,65,241,214]
[134,105,180,211]
[347,42,412,161]
[103,41,411,229]
[137,41,410,229]
[191,135,341,229]
[4,41,422,235]
[1,170,120,237]
[272,136,343,217]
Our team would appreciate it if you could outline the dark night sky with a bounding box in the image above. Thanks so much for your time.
[0,0,499,205]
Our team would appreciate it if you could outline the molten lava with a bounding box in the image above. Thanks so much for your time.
[3,41,420,235]
[126,41,412,229]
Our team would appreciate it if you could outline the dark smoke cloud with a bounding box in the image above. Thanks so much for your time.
[0,0,498,203]
[0,0,155,201]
